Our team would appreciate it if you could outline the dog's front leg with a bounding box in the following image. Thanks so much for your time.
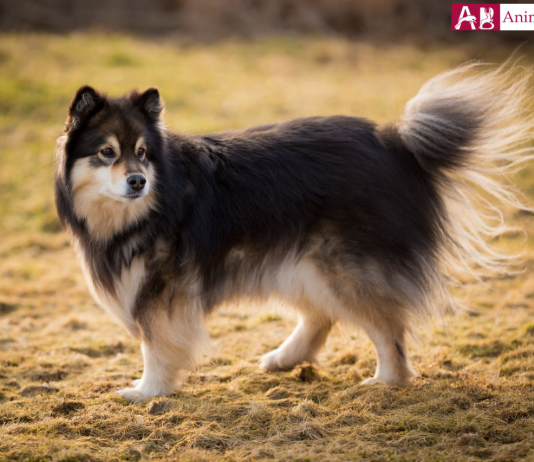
[117,306,209,403]
[117,341,184,403]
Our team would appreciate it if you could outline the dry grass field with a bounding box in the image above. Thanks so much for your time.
[1,34,534,461]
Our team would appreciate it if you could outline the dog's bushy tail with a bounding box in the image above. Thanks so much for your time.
[396,61,534,307]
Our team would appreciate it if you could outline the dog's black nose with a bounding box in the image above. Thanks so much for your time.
[127,174,146,191]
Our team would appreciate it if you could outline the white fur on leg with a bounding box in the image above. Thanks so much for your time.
[260,315,330,371]
[117,304,210,403]
[117,341,181,403]
[361,326,398,385]
[359,321,415,386]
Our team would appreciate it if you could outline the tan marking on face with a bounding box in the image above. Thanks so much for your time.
[107,135,121,156]
[111,161,129,186]
[71,157,157,241]
[135,136,146,154]
[97,135,121,162]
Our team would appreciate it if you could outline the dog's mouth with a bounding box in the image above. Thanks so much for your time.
[102,190,146,203]
[124,192,144,200]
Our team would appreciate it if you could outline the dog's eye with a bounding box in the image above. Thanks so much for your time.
[137,147,146,159]
[100,147,115,158]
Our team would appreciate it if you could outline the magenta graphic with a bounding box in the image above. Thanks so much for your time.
[452,4,501,30]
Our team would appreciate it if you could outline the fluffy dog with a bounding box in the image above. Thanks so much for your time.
[55,63,533,402]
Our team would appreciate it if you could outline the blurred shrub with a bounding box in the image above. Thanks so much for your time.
[0,0,529,41]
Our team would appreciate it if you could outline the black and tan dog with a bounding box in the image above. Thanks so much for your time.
[55,63,533,402]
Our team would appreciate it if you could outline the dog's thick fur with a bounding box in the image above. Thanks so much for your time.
[55,63,533,403]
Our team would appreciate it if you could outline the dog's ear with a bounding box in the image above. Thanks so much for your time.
[66,86,105,133]
[130,88,165,124]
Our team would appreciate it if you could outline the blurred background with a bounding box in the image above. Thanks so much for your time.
[0,0,532,40]
[1,0,532,237]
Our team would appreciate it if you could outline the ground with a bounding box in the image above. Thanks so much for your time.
[1,34,534,461]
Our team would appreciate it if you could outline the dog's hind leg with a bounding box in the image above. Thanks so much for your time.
[260,313,332,371]
[358,308,415,386]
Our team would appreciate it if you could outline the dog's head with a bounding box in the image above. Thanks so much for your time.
[57,86,164,240]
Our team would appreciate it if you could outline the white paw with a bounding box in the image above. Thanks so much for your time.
[260,348,303,371]
[260,350,281,371]
[360,377,383,386]
[132,379,141,387]
[117,387,147,404]
[360,375,412,386]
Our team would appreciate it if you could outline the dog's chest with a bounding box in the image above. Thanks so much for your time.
[76,244,146,336]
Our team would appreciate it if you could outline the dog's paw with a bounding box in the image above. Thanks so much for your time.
[360,375,412,386]
[260,349,283,371]
[132,379,141,387]
[360,377,383,386]
[260,348,299,371]
[117,387,147,404]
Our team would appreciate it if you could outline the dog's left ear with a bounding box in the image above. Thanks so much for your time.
[131,88,164,124]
